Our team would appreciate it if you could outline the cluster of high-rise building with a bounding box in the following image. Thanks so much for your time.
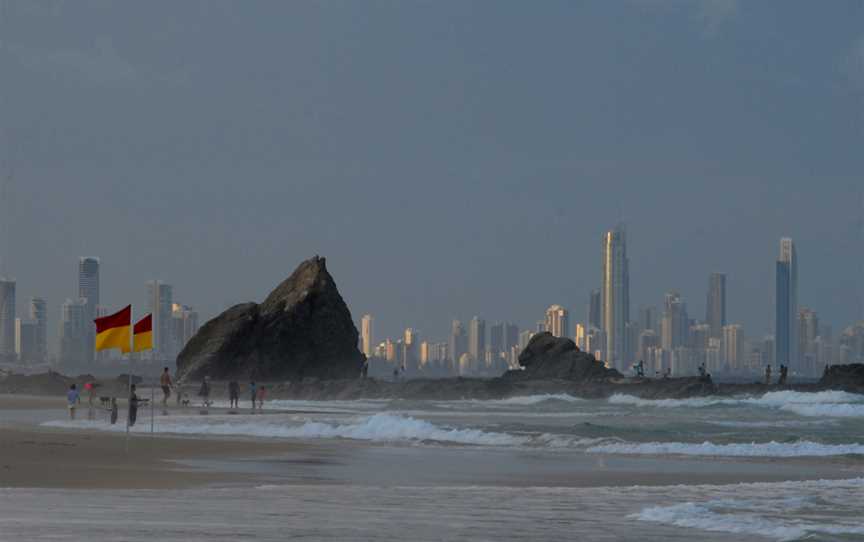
[0,257,199,371]
[360,314,521,378]
[362,227,858,381]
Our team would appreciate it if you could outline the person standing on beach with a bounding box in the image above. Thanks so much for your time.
[160,367,173,405]
[256,386,267,410]
[228,380,240,409]
[249,381,257,411]
[198,376,211,408]
[128,384,139,427]
[765,365,772,385]
[67,384,79,420]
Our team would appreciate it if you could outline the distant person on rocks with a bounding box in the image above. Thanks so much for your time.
[128,384,139,427]
[778,365,788,386]
[228,380,240,409]
[198,377,211,408]
[67,384,79,420]
[256,386,267,410]
[765,365,772,385]
[634,361,645,378]
[160,367,173,405]
[361,360,369,379]
[249,381,257,410]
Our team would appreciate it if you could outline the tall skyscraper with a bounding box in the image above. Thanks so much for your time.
[360,314,374,358]
[0,278,16,361]
[721,324,744,369]
[146,280,174,358]
[15,318,38,363]
[30,297,47,362]
[489,322,504,354]
[59,298,88,365]
[588,290,601,330]
[171,304,200,353]
[775,238,798,371]
[78,257,100,364]
[661,291,689,350]
[468,316,485,361]
[798,307,819,376]
[545,305,570,338]
[505,323,519,352]
[449,320,467,363]
[601,224,629,370]
[705,272,727,340]
[638,305,658,334]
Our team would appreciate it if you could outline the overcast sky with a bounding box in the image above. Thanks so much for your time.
[1,0,862,344]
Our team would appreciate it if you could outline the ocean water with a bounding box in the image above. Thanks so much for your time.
[12,389,864,541]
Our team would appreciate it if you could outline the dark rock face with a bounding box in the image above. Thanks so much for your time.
[511,332,622,381]
[820,363,864,391]
[176,256,365,382]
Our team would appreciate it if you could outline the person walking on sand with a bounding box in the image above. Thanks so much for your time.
[128,384,140,427]
[160,367,173,405]
[228,380,240,409]
[198,376,211,408]
[249,381,257,411]
[256,386,267,410]
[67,384,80,420]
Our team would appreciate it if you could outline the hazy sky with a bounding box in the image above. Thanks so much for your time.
[1,0,862,345]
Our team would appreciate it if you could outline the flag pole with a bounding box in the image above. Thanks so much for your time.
[126,305,132,455]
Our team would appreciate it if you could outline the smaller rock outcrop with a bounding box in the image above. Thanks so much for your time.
[511,332,622,381]
[819,363,864,392]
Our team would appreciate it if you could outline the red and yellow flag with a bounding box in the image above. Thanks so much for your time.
[94,305,131,354]
[133,314,153,353]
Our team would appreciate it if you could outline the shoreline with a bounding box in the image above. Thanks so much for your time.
[3,394,862,491]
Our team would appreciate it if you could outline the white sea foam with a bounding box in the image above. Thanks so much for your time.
[588,440,864,457]
[780,402,864,418]
[43,413,526,447]
[470,394,582,406]
[633,479,864,541]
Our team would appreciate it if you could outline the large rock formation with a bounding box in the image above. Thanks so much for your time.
[510,332,622,381]
[176,256,365,381]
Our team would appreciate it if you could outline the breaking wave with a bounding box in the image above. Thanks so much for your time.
[608,390,864,417]
[43,413,528,447]
[588,440,864,457]
[633,478,864,541]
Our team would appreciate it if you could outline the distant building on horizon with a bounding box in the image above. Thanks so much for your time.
[146,280,174,358]
[601,224,629,370]
[361,314,374,358]
[775,238,798,372]
[0,278,16,362]
[468,316,485,361]
[78,257,100,365]
[588,289,601,330]
[705,272,727,340]
[545,305,569,339]
[30,297,48,362]
[172,304,200,355]
[59,298,88,366]
[15,318,38,364]
[449,320,467,364]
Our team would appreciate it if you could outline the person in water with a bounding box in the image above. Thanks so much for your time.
[128,384,139,427]
[67,384,79,420]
